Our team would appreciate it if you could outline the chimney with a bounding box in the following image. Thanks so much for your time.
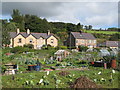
[47,30,50,35]
[27,29,30,34]
[79,30,82,34]
[16,28,20,34]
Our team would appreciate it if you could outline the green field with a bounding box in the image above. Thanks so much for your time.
[2,67,119,88]
[84,30,120,34]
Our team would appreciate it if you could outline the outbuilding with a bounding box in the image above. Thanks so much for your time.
[54,50,71,61]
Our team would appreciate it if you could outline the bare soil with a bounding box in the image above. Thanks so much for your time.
[70,76,101,88]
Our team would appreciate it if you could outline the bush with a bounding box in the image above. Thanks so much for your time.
[24,44,34,49]
[41,45,47,50]
[78,45,88,52]
[1,65,6,73]
[47,44,55,49]
[41,44,55,50]
[11,46,29,53]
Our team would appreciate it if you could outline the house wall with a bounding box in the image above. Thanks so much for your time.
[46,36,58,47]
[10,33,58,49]
[36,37,46,49]
[13,34,26,47]
[109,46,118,49]
[76,39,97,48]
[25,35,37,49]
[9,38,13,47]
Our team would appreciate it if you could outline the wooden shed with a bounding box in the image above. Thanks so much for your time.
[54,50,71,61]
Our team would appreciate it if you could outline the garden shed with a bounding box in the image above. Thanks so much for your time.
[54,50,71,61]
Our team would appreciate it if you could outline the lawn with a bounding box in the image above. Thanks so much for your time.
[84,30,120,34]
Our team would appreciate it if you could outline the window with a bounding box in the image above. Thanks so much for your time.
[82,40,84,43]
[18,38,22,43]
[76,40,78,43]
[29,39,33,43]
[89,40,91,43]
[94,40,96,43]
[51,39,54,43]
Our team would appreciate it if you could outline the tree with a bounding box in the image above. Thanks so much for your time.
[88,25,92,30]
[84,25,89,30]
[11,9,22,23]
[77,22,83,30]
[6,22,17,32]
[66,23,78,33]
[109,34,120,40]
[2,28,10,47]
[10,9,25,31]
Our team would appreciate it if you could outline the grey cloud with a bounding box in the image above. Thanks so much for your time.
[2,2,63,17]
[2,2,118,28]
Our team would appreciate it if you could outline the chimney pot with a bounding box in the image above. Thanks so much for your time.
[27,29,30,34]
[47,30,50,35]
[17,28,20,34]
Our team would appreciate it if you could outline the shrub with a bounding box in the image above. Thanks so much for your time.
[11,46,29,53]
[47,44,55,49]
[41,44,55,50]
[24,44,34,49]
[41,45,47,50]
[1,65,6,73]
[78,45,88,52]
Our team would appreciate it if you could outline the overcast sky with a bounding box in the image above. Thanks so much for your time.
[1,1,119,29]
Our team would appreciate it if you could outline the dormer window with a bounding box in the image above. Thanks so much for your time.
[18,38,22,43]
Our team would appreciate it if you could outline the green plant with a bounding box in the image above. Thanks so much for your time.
[11,46,29,53]
[56,46,67,49]
[78,45,88,52]
[24,44,34,49]
[1,65,6,73]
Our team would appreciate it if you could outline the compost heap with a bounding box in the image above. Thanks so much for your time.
[58,71,70,76]
[70,76,101,88]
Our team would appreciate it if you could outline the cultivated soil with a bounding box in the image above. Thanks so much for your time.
[70,76,101,88]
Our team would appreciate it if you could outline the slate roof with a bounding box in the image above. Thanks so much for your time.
[9,32,56,39]
[106,41,120,47]
[71,32,96,39]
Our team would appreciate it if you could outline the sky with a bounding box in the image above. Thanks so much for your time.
[1,0,119,29]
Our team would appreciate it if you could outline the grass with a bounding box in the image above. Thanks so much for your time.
[84,30,120,34]
[1,48,120,88]
[2,67,119,88]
